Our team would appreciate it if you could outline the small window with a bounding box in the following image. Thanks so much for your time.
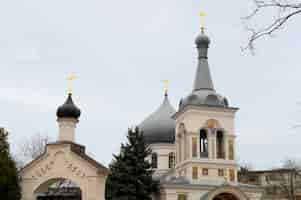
[200,129,208,157]
[223,98,229,107]
[217,131,225,159]
[202,168,208,176]
[205,94,219,106]
[192,137,198,158]
[228,140,234,160]
[192,167,198,180]
[168,152,175,168]
[229,169,235,181]
[151,153,158,169]
[177,194,187,200]
[218,169,224,177]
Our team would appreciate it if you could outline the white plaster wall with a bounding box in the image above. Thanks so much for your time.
[148,143,175,175]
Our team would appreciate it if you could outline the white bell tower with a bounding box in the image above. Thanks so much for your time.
[174,22,239,183]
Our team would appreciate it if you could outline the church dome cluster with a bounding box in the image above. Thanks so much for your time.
[56,93,81,119]
[139,94,176,144]
[139,30,230,144]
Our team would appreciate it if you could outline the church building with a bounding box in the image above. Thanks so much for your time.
[18,18,265,200]
[139,26,263,200]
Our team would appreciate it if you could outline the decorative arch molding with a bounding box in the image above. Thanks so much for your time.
[33,177,81,195]
[29,150,88,183]
[206,185,250,200]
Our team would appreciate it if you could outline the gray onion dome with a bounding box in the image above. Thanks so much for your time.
[195,32,210,48]
[139,94,176,144]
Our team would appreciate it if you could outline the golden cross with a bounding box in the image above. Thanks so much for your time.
[199,11,207,31]
[163,80,170,95]
[67,73,77,94]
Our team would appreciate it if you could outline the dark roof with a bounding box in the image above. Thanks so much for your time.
[19,141,109,175]
[139,94,176,144]
[57,94,81,119]
[242,168,299,174]
[194,32,213,91]
[179,31,230,110]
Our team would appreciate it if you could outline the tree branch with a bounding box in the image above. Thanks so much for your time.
[243,0,301,52]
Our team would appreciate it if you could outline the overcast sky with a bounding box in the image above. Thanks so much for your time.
[1,0,300,169]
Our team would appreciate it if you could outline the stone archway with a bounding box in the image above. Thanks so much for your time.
[34,177,82,200]
[206,185,250,200]
[213,193,239,200]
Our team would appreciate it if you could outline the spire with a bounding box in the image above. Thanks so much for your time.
[163,80,169,97]
[56,74,81,142]
[193,13,215,91]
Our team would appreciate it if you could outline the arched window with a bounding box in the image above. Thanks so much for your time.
[217,130,225,159]
[200,129,208,157]
[168,152,175,168]
[205,94,219,106]
[151,153,158,169]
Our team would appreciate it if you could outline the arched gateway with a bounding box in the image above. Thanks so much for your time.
[19,93,108,200]
[213,193,239,200]
[206,186,250,200]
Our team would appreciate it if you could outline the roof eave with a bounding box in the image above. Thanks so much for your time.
[172,104,239,119]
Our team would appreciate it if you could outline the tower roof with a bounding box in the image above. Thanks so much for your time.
[179,30,229,110]
[139,94,176,144]
[56,93,81,119]
[193,31,214,91]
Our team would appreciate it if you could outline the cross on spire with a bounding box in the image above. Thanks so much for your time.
[163,80,170,96]
[67,73,77,95]
[199,11,207,32]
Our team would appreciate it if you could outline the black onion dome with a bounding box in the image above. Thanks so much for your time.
[56,94,81,119]
[139,94,176,144]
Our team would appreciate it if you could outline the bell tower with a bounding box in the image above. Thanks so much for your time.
[174,15,239,183]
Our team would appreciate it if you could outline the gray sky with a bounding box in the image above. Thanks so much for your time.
[1,0,300,169]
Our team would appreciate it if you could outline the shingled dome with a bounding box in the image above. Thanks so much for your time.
[57,93,81,119]
[179,90,229,110]
[139,94,176,144]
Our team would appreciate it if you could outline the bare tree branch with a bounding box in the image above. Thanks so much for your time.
[243,0,301,52]
[15,133,51,169]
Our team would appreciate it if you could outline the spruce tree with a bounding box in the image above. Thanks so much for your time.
[0,128,21,200]
[105,127,159,200]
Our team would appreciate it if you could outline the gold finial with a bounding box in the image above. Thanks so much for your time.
[199,11,207,32]
[163,80,169,96]
[67,73,77,94]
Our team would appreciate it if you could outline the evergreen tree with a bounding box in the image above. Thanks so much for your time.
[0,128,21,200]
[105,127,159,200]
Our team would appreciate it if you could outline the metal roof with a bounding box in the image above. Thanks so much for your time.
[139,94,176,144]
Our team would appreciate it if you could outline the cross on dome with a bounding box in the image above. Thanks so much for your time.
[67,73,77,95]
